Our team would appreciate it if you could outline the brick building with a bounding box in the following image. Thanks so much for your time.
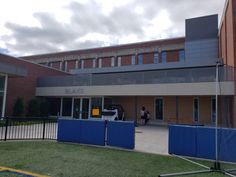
[0,0,236,127]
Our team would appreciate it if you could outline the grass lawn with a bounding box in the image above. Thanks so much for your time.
[0,141,233,177]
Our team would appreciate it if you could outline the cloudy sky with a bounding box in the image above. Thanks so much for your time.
[0,0,225,56]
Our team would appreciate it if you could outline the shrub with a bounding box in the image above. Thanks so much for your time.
[13,97,24,117]
[27,99,40,117]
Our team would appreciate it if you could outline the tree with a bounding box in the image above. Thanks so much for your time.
[13,97,24,117]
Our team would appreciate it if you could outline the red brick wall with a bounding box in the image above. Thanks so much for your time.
[67,60,76,71]
[51,62,60,70]
[0,54,69,116]
[83,59,93,68]
[167,51,179,62]
[102,57,111,67]
[121,55,131,66]
[143,53,154,64]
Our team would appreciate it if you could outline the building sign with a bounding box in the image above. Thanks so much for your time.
[65,88,84,95]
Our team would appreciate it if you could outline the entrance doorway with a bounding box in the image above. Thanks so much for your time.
[73,98,90,119]
[155,98,163,120]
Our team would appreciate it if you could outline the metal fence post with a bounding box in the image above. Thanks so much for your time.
[4,117,9,141]
[42,118,46,140]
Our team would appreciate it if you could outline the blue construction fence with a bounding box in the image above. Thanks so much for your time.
[169,125,236,163]
[57,118,135,149]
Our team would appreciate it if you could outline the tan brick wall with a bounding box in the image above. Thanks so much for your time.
[199,97,212,124]
[163,97,177,123]
[137,96,154,121]
[178,96,193,124]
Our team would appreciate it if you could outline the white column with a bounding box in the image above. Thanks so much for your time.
[2,74,8,118]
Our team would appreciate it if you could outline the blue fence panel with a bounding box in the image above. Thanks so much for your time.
[57,119,81,143]
[169,125,236,163]
[219,128,236,163]
[107,121,135,149]
[80,120,106,146]
[196,127,215,160]
[169,125,196,157]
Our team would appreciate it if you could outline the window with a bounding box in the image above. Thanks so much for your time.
[90,97,103,118]
[154,52,159,64]
[193,98,199,122]
[211,97,216,123]
[60,61,66,71]
[131,55,136,65]
[117,57,121,67]
[179,50,185,61]
[138,54,142,65]
[111,57,115,67]
[62,98,72,117]
[161,52,167,63]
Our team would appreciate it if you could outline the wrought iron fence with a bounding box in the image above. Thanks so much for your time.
[0,117,58,141]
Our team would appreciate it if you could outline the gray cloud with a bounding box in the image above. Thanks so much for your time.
[1,0,225,56]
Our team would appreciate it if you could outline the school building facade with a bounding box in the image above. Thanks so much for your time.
[0,0,236,127]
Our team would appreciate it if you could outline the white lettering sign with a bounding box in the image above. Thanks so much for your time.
[65,88,84,94]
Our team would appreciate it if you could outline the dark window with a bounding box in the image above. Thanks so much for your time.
[193,98,199,122]
[211,97,216,123]
[47,98,61,116]
[62,98,72,116]
[155,98,163,120]
[0,76,5,90]
[90,97,103,118]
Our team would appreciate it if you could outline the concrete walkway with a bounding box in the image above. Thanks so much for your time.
[135,125,168,155]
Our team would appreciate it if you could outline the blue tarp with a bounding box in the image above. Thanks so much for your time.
[107,121,135,149]
[57,118,135,149]
[169,125,236,163]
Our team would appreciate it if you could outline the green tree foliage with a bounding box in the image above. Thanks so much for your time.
[13,97,24,116]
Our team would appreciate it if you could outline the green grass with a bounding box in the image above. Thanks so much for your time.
[0,141,234,177]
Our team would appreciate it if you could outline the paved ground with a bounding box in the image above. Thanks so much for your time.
[135,125,168,155]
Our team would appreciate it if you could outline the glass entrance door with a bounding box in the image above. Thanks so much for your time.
[155,98,163,120]
[81,98,90,119]
[73,98,80,119]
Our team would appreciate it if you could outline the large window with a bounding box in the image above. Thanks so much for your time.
[211,97,216,123]
[161,52,167,63]
[111,57,115,67]
[193,98,199,122]
[90,97,103,118]
[47,98,61,116]
[154,52,159,64]
[117,57,121,67]
[62,98,72,116]
[179,50,185,61]
[138,54,142,65]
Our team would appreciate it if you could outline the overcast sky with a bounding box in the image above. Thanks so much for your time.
[0,0,226,56]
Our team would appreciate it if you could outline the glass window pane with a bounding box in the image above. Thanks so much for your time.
[193,98,199,122]
[46,98,61,116]
[90,97,102,118]
[138,54,142,65]
[0,76,5,91]
[131,55,136,65]
[179,50,185,61]
[62,98,72,116]
[211,97,216,123]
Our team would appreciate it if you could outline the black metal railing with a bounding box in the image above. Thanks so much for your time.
[0,117,58,141]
